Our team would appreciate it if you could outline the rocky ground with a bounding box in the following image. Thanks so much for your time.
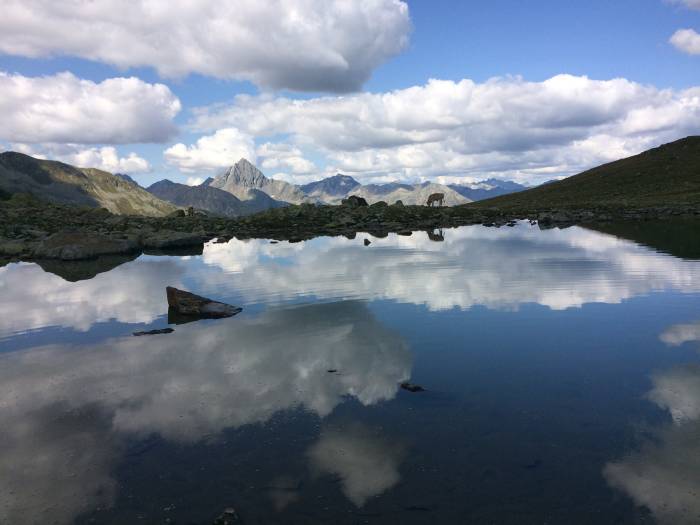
[2,192,699,265]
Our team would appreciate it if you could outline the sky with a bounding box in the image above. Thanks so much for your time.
[0,0,699,187]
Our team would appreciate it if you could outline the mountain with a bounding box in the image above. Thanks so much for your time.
[353,182,471,206]
[300,174,360,202]
[471,136,700,209]
[299,175,471,206]
[147,179,285,217]
[114,173,140,187]
[0,152,176,216]
[210,158,307,204]
[449,178,526,201]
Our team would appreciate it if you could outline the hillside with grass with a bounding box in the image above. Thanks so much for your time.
[471,136,700,210]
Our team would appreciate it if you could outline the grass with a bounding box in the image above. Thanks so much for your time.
[469,136,700,210]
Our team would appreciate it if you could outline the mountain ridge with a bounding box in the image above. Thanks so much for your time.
[0,151,176,216]
[470,136,700,209]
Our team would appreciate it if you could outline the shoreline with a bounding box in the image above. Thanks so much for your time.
[2,195,699,265]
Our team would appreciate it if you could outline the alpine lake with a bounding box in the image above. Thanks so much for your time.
[2,219,700,525]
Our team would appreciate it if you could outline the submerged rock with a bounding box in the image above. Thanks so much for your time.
[213,507,241,525]
[166,286,242,320]
[400,381,425,393]
[133,328,174,336]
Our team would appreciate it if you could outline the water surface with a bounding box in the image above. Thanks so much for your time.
[1,222,700,524]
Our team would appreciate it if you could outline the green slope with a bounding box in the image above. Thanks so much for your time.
[471,136,700,209]
[0,152,176,216]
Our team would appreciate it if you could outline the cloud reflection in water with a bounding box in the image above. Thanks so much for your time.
[0,301,410,524]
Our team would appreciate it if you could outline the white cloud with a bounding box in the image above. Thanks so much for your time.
[671,28,700,55]
[10,144,151,173]
[185,176,204,186]
[0,0,410,93]
[164,128,256,172]
[668,0,700,10]
[257,142,317,176]
[191,75,700,184]
[0,72,180,144]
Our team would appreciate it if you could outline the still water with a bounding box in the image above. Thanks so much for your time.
[1,222,700,524]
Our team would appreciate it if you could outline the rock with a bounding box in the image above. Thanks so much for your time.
[213,507,241,525]
[168,209,186,218]
[133,328,174,336]
[393,200,404,207]
[400,381,425,392]
[141,231,206,250]
[370,201,388,209]
[34,231,139,260]
[327,369,338,373]
[341,195,369,208]
[166,286,242,319]
[364,238,371,246]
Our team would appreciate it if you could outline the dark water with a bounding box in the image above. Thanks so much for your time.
[1,222,700,524]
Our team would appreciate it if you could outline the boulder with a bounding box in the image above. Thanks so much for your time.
[393,200,404,207]
[141,231,206,250]
[166,286,242,319]
[369,200,388,209]
[341,195,369,208]
[168,209,186,218]
[33,231,138,260]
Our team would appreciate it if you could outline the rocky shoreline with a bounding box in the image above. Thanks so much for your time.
[2,193,699,265]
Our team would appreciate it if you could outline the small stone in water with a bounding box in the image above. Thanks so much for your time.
[133,328,174,336]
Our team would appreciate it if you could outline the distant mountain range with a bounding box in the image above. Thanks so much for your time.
[143,158,527,216]
[0,152,175,216]
[147,178,286,216]
[0,151,527,217]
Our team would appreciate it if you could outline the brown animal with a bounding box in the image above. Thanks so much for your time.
[426,192,444,207]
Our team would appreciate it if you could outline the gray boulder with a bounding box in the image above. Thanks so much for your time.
[166,287,242,319]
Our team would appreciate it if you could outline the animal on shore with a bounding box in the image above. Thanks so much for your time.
[426,192,444,207]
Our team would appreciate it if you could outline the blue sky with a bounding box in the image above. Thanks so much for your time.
[0,0,699,186]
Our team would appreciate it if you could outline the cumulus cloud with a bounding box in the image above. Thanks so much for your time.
[10,143,150,173]
[164,128,256,172]
[671,28,700,55]
[0,0,410,93]
[307,423,405,507]
[189,74,700,184]
[0,72,180,144]
[257,142,317,175]
[185,176,205,186]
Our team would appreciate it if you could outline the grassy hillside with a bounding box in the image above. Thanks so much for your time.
[471,136,700,209]
[0,152,176,216]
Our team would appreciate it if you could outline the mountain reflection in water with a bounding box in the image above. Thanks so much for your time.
[1,221,699,524]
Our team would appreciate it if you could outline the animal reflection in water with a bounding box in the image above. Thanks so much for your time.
[427,229,445,242]
[426,192,444,207]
